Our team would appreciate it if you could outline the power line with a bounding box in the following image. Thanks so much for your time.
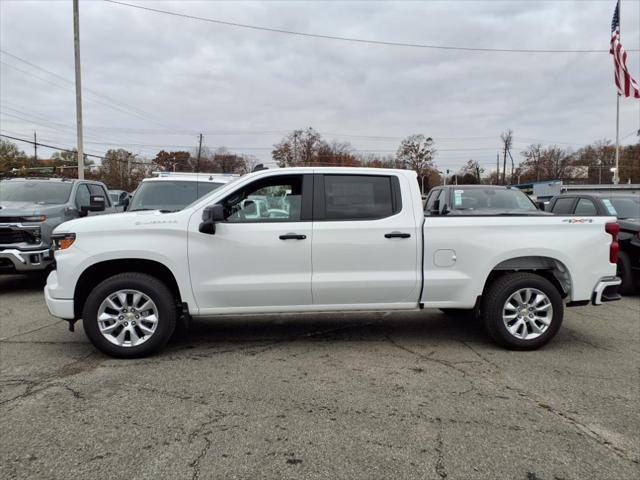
[0,53,174,129]
[0,48,163,123]
[0,133,105,160]
[104,0,638,54]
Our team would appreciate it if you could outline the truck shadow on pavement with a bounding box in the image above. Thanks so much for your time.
[168,311,489,355]
[0,273,48,293]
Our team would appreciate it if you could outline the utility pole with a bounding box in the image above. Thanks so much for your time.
[196,133,203,173]
[33,131,37,162]
[508,150,515,185]
[72,0,84,179]
[293,131,298,166]
[502,142,508,185]
[496,153,500,185]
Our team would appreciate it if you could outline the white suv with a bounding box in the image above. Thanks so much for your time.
[127,172,239,212]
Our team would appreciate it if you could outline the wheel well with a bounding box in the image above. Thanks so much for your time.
[484,256,571,299]
[73,259,182,319]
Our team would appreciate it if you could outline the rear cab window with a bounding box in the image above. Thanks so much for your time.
[574,198,597,216]
[550,197,576,214]
[314,174,401,221]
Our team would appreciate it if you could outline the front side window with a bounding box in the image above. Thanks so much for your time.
[223,175,303,223]
[75,184,91,208]
[323,175,396,220]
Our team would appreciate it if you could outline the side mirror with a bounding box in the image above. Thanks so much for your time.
[199,204,225,234]
[122,197,130,211]
[536,201,545,211]
[80,195,106,214]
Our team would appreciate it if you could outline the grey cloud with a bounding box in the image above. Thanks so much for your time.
[0,0,638,169]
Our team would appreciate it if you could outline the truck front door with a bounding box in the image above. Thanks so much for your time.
[188,173,313,312]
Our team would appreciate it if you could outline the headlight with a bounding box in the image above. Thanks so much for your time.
[22,215,47,222]
[51,233,76,250]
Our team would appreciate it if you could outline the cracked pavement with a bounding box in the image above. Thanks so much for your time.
[1,274,639,480]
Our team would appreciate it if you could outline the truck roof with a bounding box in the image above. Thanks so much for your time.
[145,172,239,183]
[0,177,79,183]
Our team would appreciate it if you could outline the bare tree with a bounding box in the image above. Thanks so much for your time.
[272,128,323,167]
[396,134,436,191]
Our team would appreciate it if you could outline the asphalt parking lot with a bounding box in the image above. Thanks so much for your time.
[0,274,638,480]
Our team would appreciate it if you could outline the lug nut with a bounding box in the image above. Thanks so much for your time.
[135,315,139,319]
[123,321,128,326]
[118,315,124,320]
[122,308,127,313]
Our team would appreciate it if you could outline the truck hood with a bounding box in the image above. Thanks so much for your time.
[53,209,184,234]
[0,201,64,218]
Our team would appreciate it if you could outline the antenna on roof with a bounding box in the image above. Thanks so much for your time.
[253,164,268,172]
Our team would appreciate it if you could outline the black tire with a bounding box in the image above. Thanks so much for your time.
[481,272,563,350]
[82,273,177,358]
[617,251,635,295]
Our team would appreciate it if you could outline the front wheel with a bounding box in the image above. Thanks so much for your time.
[482,273,563,350]
[82,273,177,358]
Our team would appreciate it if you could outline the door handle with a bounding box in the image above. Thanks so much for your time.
[384,232,411,239]
[279,233,307,240]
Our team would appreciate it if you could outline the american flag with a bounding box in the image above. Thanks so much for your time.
[610,1,640,98]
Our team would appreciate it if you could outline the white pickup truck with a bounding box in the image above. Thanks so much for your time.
[44,167,621,358]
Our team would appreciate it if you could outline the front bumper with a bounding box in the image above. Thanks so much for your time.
[0,248,53,272]
[592,276,622,305]
[44,271,75,319]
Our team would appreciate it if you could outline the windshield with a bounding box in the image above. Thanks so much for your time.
[606,196,640,219]
[0,181,73,204]
[128,180,224,212]
[450,188,537,212]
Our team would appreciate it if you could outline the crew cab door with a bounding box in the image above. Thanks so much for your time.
[188,173,313,312]
[311,173,420,306]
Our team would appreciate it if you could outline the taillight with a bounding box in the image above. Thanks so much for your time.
[605,223,619,264]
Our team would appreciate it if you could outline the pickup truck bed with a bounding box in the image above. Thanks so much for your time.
[44,167,621,358]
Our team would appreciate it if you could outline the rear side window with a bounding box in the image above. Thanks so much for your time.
[319,175,400,221]
[574,198,597,216]
[551,197,575,214]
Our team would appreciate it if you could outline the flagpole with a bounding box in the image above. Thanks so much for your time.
[613,0,621,185]
[615,94,620,184]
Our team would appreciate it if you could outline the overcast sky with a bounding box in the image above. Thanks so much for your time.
[1,0,639,170]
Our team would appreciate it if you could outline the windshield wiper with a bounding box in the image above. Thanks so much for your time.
[129,208,155,212]
[159,209,180,213]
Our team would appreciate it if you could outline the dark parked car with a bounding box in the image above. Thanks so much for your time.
[424,185,549,216]
[548,193,640,294]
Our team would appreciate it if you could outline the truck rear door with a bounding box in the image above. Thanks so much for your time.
[311,173,420,306]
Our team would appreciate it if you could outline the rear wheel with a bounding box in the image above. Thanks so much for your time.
[482,272,563,350]
[82,273,177,358]
[617,251,635,295]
